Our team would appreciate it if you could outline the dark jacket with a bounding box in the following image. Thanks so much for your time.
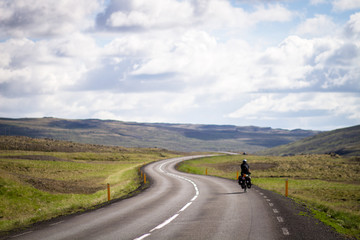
[241,162,250,175]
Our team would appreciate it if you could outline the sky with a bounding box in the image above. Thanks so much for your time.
[0,0,360,131]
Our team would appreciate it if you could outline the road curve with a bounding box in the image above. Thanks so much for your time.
[7,156,345,240]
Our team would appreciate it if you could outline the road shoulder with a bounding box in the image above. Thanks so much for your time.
[254,186,349,240]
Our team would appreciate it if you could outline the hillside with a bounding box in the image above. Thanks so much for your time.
[0,136,181,235]
[257,125,360,156]
[0,117,318,152]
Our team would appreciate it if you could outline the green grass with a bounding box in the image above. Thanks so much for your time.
[0,149,181,234]
[177,154,360,239]
[257,125,360,157]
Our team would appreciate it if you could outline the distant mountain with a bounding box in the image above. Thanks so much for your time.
[0,117,319,152]
[257,125,360,156]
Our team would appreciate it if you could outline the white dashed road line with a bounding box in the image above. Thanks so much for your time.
[150,214,179,232]
[282,227,290,235]
[258,190,290,236]
[134,160,200,240]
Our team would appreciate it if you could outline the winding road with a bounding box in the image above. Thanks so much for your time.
[8,156,345,240]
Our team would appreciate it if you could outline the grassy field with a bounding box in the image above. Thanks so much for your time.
[0,137,182,235]
[177,154,360,239]
[257,125,360,157]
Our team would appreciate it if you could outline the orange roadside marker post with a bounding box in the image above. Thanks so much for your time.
[107,183,111,201]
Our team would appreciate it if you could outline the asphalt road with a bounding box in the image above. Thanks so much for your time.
[7,156,346,240]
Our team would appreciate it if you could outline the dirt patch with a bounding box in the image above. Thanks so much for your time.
[2,155,72,162]
[2,155,106,194]
[0,136,131,153]
[250,162,278,170]
[23,176,104,194]
[214,163,240,172]
[10,173,104,194]
[214,162,278,172]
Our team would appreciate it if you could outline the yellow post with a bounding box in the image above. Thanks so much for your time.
[144,173,147,184]
[285,179,289,197]
[107,183,111,201]
[206,168,208,175]
[236,171,239,180]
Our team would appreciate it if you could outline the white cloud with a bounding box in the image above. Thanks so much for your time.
[310,0,328,5]
[131,30,218,77]
[227,93,360,121]
[249,4,293,23]
[99,0,293,32]
[106,0,193,29]
[332,0,360,11]
[0,0,101,38]
[0,34,100,97]
[344,12,360,38]
[296,14,338,37]
[1,0,360,131]
[36,91,199,123]
[255,36,315,89]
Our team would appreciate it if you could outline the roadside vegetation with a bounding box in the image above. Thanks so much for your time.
[177,154,360,239]
[0,136,182,235]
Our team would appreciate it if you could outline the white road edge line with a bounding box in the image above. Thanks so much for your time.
[133,159,200,240]
[11,231,33,238]
[134,233,151,240]
[50,220,64,226]
[259,187,289,237]
[191,195,198,201]
[179,202,192,212]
